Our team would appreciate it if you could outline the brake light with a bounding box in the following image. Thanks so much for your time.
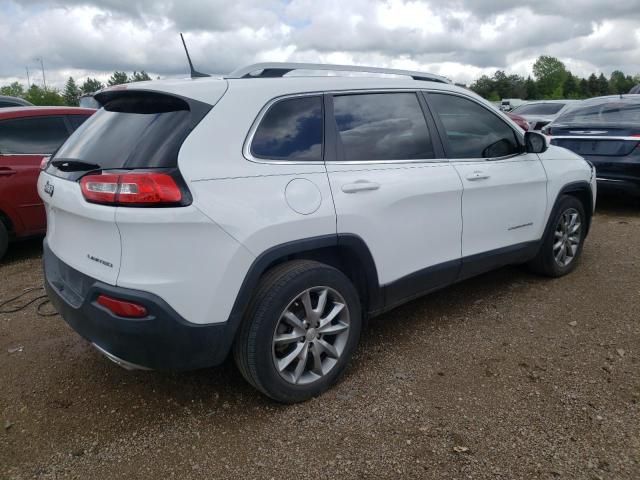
[97,294,148,318]
[80,172,183,206]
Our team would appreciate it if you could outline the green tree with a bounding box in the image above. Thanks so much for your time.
[469,74,496,99]
[24,84,64,106]
[597,73,610,96]
[524,76,538,100]
[608,70,634,94]
[80,77,104,95]
[107,71,129,86]
[563,73,579,99]
[532,55,568,98]
[0,81,26,98]
[131,71,151,82]
[63,77,80,106]
[587,73,599,97]
[578,78,589,98]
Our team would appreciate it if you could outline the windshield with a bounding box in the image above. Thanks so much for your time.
[555,98,640,125]
[512,103,564,115]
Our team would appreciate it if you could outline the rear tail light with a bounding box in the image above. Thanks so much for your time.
[97,294,148,318]
[40,156,50,170]
[80,171,186,206]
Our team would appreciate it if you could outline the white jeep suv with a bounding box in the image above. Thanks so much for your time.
[39,63,596,403]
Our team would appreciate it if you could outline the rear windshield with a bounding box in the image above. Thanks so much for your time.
[512,103,565,115]
[555,98,640,125]
[52,91,210,171]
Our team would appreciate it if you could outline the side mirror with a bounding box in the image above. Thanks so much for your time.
[525,131,548,154]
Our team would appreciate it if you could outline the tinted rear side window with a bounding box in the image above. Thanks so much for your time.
[0,116,69,154]
[429,93,519,159]
[251,96,323,161]
[52,91,209,171]
[333,93,433,161]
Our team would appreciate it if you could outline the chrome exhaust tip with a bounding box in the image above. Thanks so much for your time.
[92,343,152,371]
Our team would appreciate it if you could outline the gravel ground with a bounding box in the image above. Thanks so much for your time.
[1,196,639,479]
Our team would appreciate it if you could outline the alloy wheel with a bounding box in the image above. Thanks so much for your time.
[553,208,582,267]
[272,286,350,385]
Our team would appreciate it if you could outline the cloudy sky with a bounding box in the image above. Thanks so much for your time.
[1,0,639,89]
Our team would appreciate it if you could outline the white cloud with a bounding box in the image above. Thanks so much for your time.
[0,0,639,90]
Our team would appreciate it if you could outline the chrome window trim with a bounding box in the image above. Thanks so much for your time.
[243,88,451,166]
[243,91,326,166]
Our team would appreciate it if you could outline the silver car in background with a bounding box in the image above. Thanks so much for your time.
[511,100,581,131]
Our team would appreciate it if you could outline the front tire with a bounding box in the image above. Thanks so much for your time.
[528,195,586,277]
[234,260,361,403]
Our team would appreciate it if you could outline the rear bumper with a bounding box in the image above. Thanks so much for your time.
[44,241,234,370]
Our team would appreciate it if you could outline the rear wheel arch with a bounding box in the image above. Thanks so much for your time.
[225,234,381,349]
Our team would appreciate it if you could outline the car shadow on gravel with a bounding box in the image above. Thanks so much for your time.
[1,237,42,266]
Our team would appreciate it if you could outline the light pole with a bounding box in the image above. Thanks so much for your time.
[35,57,46,90]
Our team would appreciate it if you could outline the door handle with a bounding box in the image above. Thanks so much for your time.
[0,167,17,176]
[466,171,490,181]
[341,180,380,193]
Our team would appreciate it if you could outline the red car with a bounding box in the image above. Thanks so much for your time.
[0,106,95,259]
[506,112,530,131]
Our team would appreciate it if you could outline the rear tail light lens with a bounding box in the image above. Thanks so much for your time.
[97,294,148,318]
[80,172,185,206]
[40,156,51,170]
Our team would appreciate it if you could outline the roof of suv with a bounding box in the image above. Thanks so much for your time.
[0,106,96,120]
[105,75,469,106]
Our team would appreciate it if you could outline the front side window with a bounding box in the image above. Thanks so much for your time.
[0,116,69,154]
[429,93,520,159]
[251,96,323,161]
[333,93,434,161]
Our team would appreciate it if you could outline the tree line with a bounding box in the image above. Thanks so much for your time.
[470,55,639,101]
[2,56,639,106]
[0,71,152,106]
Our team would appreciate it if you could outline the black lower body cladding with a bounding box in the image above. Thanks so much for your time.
[43,241,234,370]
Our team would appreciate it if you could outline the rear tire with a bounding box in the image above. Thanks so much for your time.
[528,195,586,277]
[0,221,8,261]
[233,260,361,403]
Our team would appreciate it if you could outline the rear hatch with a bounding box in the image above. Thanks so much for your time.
[39,87,215,285]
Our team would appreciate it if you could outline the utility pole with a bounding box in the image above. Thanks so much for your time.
[25,67,30,87]
[36,57,46,90]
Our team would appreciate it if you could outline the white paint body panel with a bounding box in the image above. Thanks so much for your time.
[38,171,121,284]
[452,154,548,257]
[114,205,254,325]
[326,162,463,284]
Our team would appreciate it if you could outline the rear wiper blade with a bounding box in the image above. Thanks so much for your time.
[51,160,101,172]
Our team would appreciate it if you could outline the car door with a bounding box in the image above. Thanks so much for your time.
[425,92,547,277]
[325,91,463,306]
[0,116,72,235]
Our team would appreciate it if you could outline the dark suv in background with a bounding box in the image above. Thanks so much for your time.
[548,95,640,196]
[0,106,95,259]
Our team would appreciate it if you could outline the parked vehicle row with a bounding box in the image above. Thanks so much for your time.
[0,107,94,259]
[37,63,595,402]
[546,95,640,196]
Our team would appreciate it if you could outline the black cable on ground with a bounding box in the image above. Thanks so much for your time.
[0,287,59,317]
